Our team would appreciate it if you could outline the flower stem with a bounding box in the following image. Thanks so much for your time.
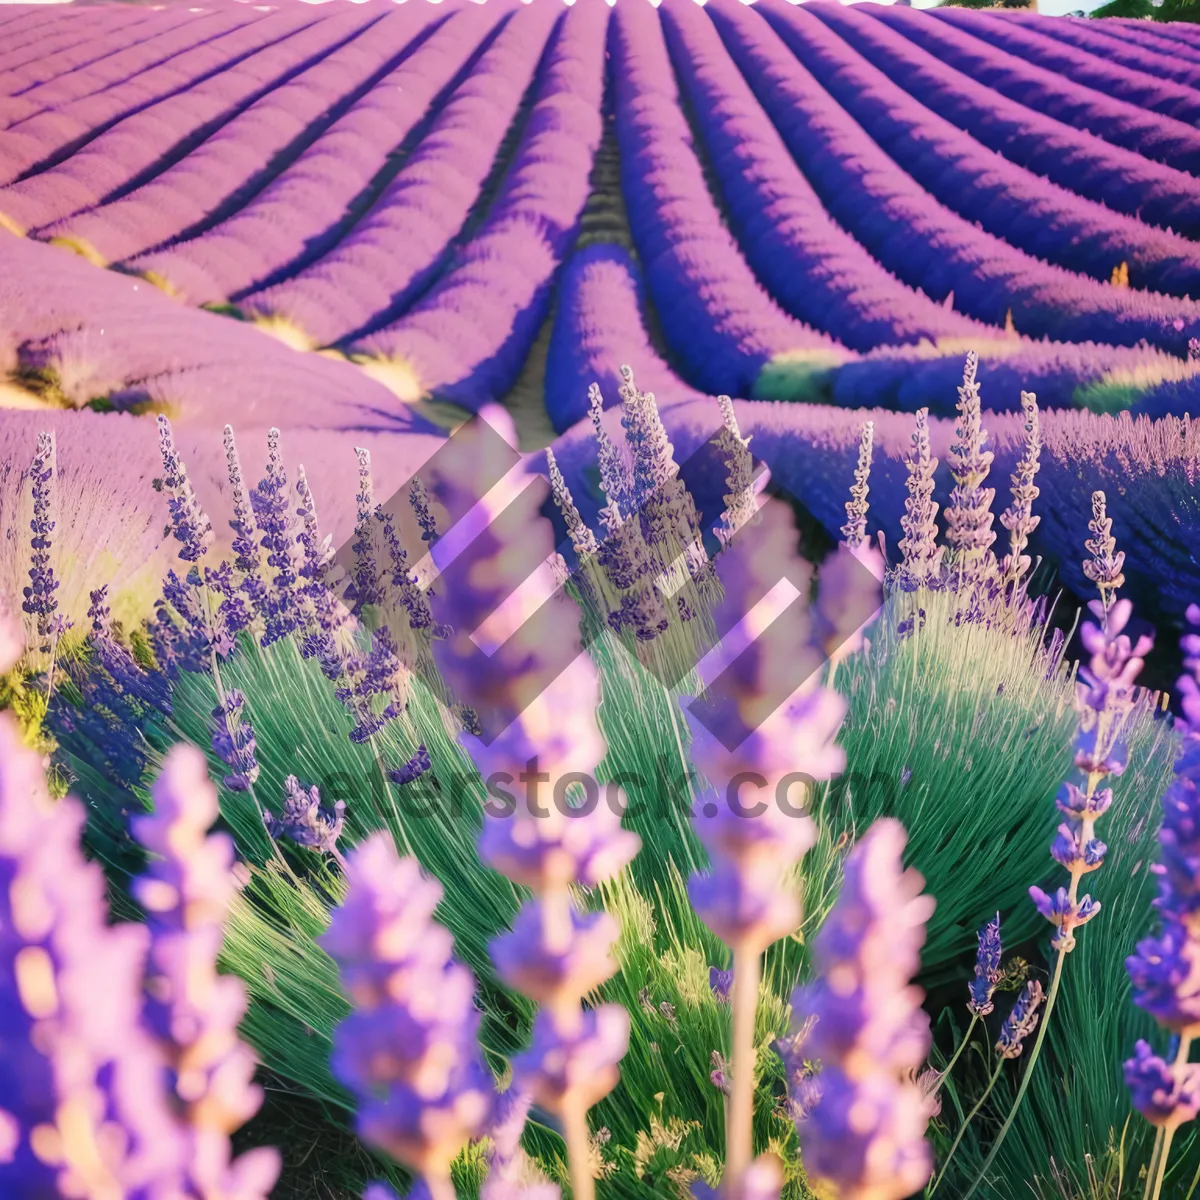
[931,1012,980,1098]
[726,942,762,1190]
[562,1094,595,1200]
[961,947,1066,1200]
[930,1057,1003,1194]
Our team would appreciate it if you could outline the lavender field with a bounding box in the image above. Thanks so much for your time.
[4,0,1200,1198]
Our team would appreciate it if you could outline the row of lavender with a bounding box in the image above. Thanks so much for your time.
[4,1,1200,417]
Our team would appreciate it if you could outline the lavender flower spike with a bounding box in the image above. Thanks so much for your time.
[588,381,631,534]
[264,776,346,858]
[156,414,214,564]
[714,394,762,548]
[547,447,598,562]
[0,713,183,1197]
[211,689,260,792]
[1082,491,1125,618]
[998,392,1042,585]
[321,834,494,1198]
[943,352,996,584]
[967,913,1003,1018]
[995,980,1045,1059]
[251,428,303,645]
[133,745,280,1198]
[410,474,440,546]
[1125,1041,1200,1130]
[841,421,874,549]
[792,819,936,1200]
[22,432,64,644]
[896,409,944,589]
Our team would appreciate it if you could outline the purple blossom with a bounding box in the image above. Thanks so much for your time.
[1125,1040,1200,1129]
[513,1004,630,1117]
[1028,886,1101,954]
[995,980,1045,1060]
[1082,491,1126,617]
[896,409,944,588]
[713,394,760,549]
[943,352,997,582]
[998,391,1041,584]
[346,448,384,616]
[389,744,431,787]
[967,913,1003,1018]
[375,503,434,635]
[547,447,599,563]
[211,689,260,792]
[264,776,346,858]
[840,421,873,549]
[21,432,64,644]
[410,475,440,546]
[791,819,935,1200]
[321,833,494,1185]
[156,414,214,565]
[251,428,303,645]
[709,967,733,1004]
[132,745,280,1198]
[589,381,632,532]
[224,426,267,605]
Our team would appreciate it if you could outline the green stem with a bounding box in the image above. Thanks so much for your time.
[930,1058,1005,1195]
[961,947,1067,1200]
[726,942,762,1191]
[931,1013,980,1099]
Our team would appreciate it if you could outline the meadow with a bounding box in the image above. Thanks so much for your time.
[3,1,1200,1198]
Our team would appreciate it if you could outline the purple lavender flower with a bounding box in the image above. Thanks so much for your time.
[133,745,280,1197]
[589,381,632,532]
[21,432,65,645]
[547,447,599,563]
[410,474,440,546]
[897,408,944,588]
[995,980,1045,1059]
[479,1089,561,1200]
[389,744,432,787]
[998,391,1042,584]
[375,503,434,635]
[713,394,761,549]
[264,776,346,858]
[791,819,936,1200]
[709,967,733,1004]
[156,414,214,564]
[943,352,997,584]
[211,689,260,792]
[967,913,1003,1018]
[840,421,873,549]
[514,1005,630,1118]
[321,833,494,1191]
[0,713,183,1196]
[251,428,303,644]
[1082,491,1125,618]
[691,1155,784,1200]
[346,448,384,615]
[1125,1041,1200,1129]
[223,426,268,629]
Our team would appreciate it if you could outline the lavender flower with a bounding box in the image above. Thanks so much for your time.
[410,474,440,545]
[21,432,64,645]
[1082,491,1125,618]
[547,447,599,563]
[376,502,435,635]
[156,414,214,564]
[943,352,997,583]
[321,833,494,1194]
[480,1089,561,1200]
[1030,596,1150,953]
[709,967,733,1004]
[998,392,1042,585]
[132,745,280,1198]
[251,428,303,644]
[1190,337,1200,364]
[995,980,1045,1059]
[840,421,873,549]
[389,744,432,787]
[1125,1041,1200,1129]
[0,713,180,1196]
[714,394,761,549]
[691,1154,784,1200]
[896,409,944,588]
[211,689,260,792]
[791,819,935,1200]
[264,776,346,858]
[346,447,384,615]
[967,913,1003,1018]
[588,381,632,533]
